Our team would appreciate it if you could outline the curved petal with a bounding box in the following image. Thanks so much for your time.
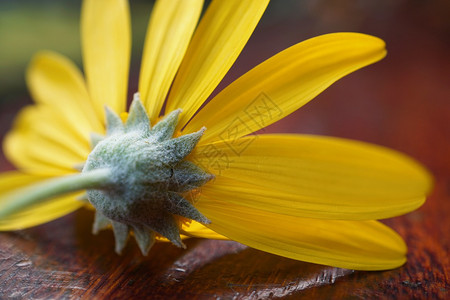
[81,0,131,116]
[185,33,387,144]
[196,197,407,270]
[4,105,90,175]
[182,220,228,240]
[0,172,84,230]
[26,51,103,136]
[139,0,203,123]
[190,134,432,220]
[165,0,269,128]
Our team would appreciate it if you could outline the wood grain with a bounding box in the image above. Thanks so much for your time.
[0,1,449,299]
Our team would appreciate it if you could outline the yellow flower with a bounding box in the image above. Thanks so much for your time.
[0,0,432,271]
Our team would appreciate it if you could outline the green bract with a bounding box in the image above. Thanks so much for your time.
[83,94,213,254]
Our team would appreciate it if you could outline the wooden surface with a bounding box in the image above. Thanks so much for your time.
[0,1,449,299]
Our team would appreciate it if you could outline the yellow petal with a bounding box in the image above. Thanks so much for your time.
[182,220,228,240]
[4,105,90,175]
[185,33,387,144]
[26,51,103,136]
[191,134,432,220]
[0,172,83,230]
[165,0,269,127]
[81,0,131,116]
[196,197,407,270]
[139,0,203,123]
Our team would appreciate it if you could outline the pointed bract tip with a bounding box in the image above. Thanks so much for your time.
[173,238,187,249]
[133,92,141,101]
[112,221,129,255]
[199,212,212,225]
[105,105,125,136]
[126,93,151,134]
[132,225,156,256]
[104,105,114,115]
[115,245,124,255]
[151,108,182,141]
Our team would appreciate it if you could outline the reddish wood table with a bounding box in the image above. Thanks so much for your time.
[0,2,449,299]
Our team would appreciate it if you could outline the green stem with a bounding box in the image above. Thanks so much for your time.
[0,168,113,219]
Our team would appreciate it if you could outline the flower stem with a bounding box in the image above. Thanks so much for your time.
[0,168,113,219]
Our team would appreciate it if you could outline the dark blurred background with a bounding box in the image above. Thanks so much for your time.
[0,1,449,297]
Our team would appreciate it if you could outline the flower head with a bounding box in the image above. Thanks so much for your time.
[0,0,432,271]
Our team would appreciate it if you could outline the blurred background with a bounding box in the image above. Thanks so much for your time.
[0,0,449,298]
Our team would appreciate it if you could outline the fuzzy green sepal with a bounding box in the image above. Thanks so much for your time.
[83,93,213,254]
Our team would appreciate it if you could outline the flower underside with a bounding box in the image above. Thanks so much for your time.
[82,93,213,255]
